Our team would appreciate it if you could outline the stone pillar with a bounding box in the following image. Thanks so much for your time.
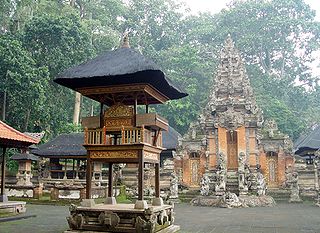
[63,159,67,180]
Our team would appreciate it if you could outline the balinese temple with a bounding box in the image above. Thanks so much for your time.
[0,120,39,213]
[176,36,294,192]
[294,125,320,197]
[53,35,186,232]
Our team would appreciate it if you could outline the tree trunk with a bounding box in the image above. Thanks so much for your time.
[73,92,81,125]
[2,91,6,121]
[24,108,31,132]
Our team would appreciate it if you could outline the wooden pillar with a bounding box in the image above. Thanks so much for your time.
[134,95,137,127]
[146,104,149,113]
[108,163,113,197]
[1,147,6,197]
[138,151,144,200]
[155,163,160,198]
[100,103,104,128]
[85,159,92,199]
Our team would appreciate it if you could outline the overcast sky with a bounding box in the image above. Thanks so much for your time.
[183,0,320,20]
[182,0,320,76]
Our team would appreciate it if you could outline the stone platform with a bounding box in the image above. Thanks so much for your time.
[0,201,26,214]
[191,194,276,208]
[66,202,178,233]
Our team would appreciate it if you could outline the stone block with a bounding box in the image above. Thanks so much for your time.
[80,199,95,207]
[104,197,117,205]
[134,200,148,209]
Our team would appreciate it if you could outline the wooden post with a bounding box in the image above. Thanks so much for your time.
[138,151,144,200]
[108,163,113,197]
[1,147,6,197]
[100,103,104,128]
[85,159,92,199]
[146,104,149,113]
[134,95,137,127]
[155,162,160,198]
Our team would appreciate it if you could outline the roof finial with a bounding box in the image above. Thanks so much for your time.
[225,34,234,48]
[121,31,130,48]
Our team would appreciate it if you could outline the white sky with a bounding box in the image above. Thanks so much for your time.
[183,0,320,20]
[182,0,320,78]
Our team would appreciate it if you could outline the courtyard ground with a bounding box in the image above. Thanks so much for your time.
[0,202,319,233]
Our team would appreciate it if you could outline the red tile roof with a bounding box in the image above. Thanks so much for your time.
[0,120,39,147]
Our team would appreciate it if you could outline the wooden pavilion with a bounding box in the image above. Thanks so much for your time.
[0,120,39,213]
[55,36,187,232]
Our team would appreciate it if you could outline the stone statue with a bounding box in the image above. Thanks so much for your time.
[288,171,302,203]
[223,191,242,208]
[256,171,267,196]
[169,172,179,198]
[200,174,210,196]
[313,152,320,206]
[238,152,248,195]
[215,152,227,195]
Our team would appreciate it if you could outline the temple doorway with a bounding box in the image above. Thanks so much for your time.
[189,152,200,186]
[266,152,278,187]
[227,131,238,170]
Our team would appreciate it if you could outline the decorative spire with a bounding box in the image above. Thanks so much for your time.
[121,31,130,48]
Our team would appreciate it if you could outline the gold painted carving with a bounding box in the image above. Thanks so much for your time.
[105,119,132,127]
[90,150,138,159]
[105,104,133,118]
[144,152,159,161]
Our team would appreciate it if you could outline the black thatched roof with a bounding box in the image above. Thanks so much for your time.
[11,153,40,161]
[54,47,187,101]
[162,126,181,150]
[32,133,87,158]
[295,125,320,155]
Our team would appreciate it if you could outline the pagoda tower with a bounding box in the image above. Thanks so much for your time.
[177,36,263,188]
[204,35,263,170]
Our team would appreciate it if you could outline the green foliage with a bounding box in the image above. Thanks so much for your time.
[0,0,320,141]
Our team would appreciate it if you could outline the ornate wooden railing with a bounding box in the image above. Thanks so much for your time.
[84,126,162,147]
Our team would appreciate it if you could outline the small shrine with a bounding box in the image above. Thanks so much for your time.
[0,120,39,213]
[294,125,320,203]
[177,36,294,206]
[11,152,39,186]
[54,35,187,232]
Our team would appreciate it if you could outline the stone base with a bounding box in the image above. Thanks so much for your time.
[104,197,117,205]
[289,197,303,203]
[152,197,164,206]
[0,194,8,202]
[0,201,26,214]
[66,203,176,233]
[134,200,148,209]
[64,224,180,233]
[80,199,95,207]
[191,194,276,208]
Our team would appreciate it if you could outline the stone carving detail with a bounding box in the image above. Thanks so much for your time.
[238,152,248,195]
[287,171,302,203]
[216,106,244,131]
[223,191,243,208]
[67,213,85,230]
[256,171,267,196]
[215,152,227,195]
[170,172,179,198]
[264,119,278,138]
[98,211,120,227]
[200,174,210,196]
[313,151,320,207]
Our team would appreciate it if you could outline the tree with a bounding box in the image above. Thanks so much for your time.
[0,36,49,131]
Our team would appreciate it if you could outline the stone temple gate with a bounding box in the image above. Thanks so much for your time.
[175,36,294,193]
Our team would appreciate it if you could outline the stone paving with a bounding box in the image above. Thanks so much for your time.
[0,203,320,233]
